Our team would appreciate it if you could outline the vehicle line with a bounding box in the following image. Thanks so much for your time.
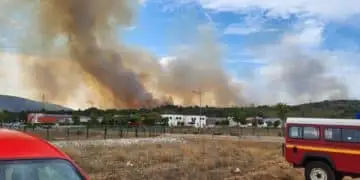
[286,144,360,155]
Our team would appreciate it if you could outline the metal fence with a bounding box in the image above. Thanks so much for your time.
[6,126,283,141]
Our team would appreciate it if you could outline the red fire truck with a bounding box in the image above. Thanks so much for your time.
[283,117,360,180]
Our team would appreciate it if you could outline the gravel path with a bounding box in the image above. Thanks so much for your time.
[162,134,285,143]
[52,136,185,148]
[51,134,284,148]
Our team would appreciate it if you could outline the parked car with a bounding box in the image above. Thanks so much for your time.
[0,128,89,180]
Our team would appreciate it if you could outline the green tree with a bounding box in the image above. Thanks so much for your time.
[128,114,141,124]
[273,120,281,128]
[115,115,129,126]
[160,117,169,126]
[142,112,161,126]
[276,103,289,126]
[89,112,99,126]
[72,115,80,125]
[233,109,247,126]
[103,113,113,126]
[257,110,264,118]
[258,119,264,126]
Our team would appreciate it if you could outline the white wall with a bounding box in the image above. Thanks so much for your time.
[161,114,184,127]
[183,115,207,128]
[161,114,207,128]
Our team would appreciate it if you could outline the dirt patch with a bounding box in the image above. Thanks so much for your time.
[61,138,303,180]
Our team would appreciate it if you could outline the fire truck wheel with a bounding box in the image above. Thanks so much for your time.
[305,161,336,180]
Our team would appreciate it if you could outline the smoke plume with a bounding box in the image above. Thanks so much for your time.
[0,0,246,108]
[254,40,349,104]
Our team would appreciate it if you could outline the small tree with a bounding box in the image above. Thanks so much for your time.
[89,112,99,126]
[72,115,80,125]
[233,109,247,127]
[258,119,264,126]
[160,117,169,126]
[143,112,161,126]
[273,120,281,128]
[128,114,142,126]
[276,103,289,134]
[103,113,113,126]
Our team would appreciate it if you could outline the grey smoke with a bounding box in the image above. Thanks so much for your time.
[256,43,349,103]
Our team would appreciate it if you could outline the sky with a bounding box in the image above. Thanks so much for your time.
[122,0,360,104]
[1,0,360,107]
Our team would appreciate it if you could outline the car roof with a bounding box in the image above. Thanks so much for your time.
[0,128,69,160]
[287,117,360,127]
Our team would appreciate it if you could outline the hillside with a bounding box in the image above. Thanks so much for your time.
[0,95,71,112]
[152,100,360,119]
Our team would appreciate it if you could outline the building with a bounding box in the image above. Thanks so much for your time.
[27,113,72,124]
[79,116,91,123]
[183,115,207,128]
[161,114,207,128]
[207,117,227,127]
[161,114,184,127]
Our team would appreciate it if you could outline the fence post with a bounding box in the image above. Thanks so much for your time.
[66,128,70,140]
[135,127,138,137]
[104,125,108,139]
[86,125,89,139]
[119,127,123,138]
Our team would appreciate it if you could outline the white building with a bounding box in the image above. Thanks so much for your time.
[161,114,207,128]
[183,115,207,128]
[161,114,184,127]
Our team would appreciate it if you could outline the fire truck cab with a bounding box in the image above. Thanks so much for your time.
[284,117,360,180]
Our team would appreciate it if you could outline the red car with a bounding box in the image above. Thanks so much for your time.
[0,128,89,180]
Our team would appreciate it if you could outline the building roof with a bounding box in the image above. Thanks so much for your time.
[0,129,69,160]
[287,117,360,127]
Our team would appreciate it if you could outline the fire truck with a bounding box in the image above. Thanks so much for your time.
[283,117,360,180]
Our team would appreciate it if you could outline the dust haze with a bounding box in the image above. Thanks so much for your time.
[0,0,246,109]
[254,41,349,104]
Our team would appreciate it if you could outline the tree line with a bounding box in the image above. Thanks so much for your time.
[1,99,360,127]
[0,103,292,127]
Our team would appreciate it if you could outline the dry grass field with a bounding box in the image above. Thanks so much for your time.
[61,137,304,180]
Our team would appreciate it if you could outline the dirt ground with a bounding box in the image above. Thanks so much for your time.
[61,138,304,180]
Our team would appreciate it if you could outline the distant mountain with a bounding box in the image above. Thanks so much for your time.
[0,95,71,112]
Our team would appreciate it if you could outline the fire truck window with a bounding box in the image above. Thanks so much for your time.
[342,129,360,143]
[324,128,342,141]
[289,126,303,138]
[303,127,319,139]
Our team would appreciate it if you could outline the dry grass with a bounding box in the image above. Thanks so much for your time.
[61,138,304,180]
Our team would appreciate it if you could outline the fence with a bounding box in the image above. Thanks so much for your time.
[6,126,283,141]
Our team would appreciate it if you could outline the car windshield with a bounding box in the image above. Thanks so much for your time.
[0,159,85,180]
